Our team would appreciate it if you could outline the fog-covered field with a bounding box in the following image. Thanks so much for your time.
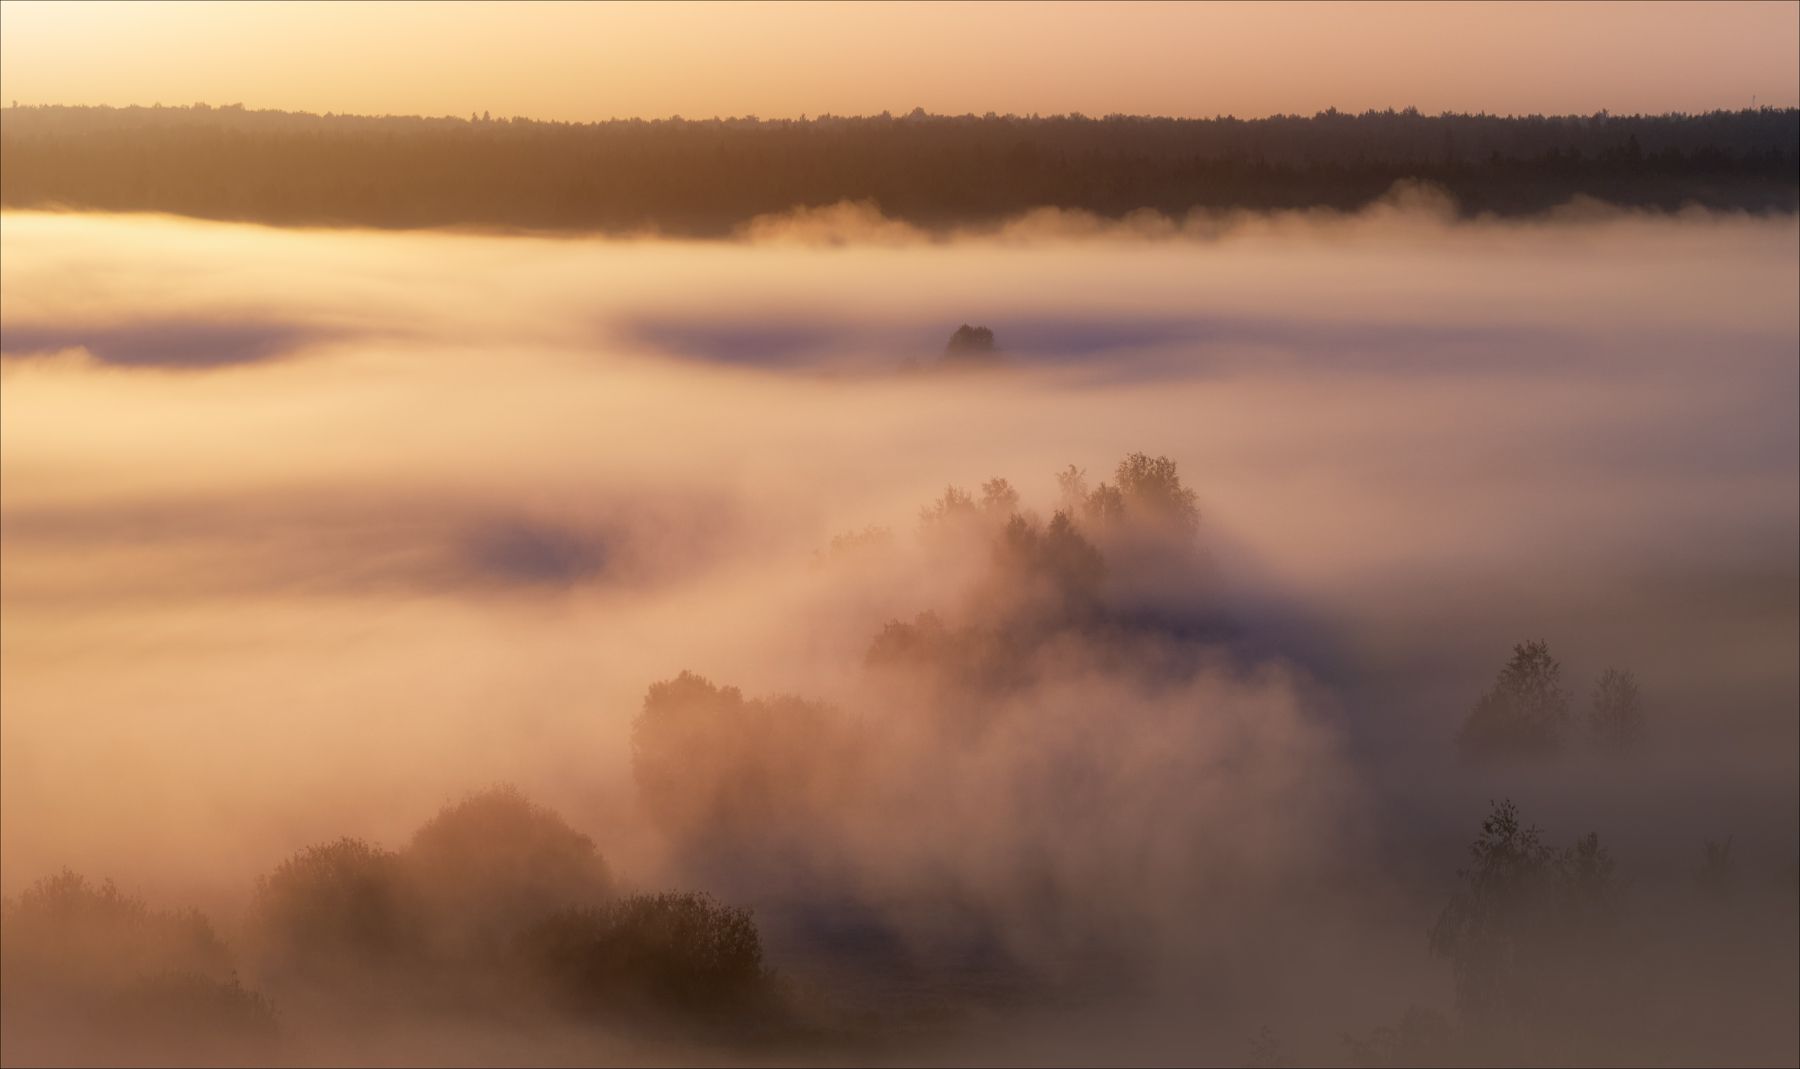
[1,201,1795,1066]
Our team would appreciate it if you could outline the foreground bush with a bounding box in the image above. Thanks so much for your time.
[407,785,614,960]
[0,871,275,1066]
[518,892,774,1021]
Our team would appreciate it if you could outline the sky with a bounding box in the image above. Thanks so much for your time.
[1,0,1795,121]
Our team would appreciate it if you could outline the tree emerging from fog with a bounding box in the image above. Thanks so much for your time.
[1456,640,1571,761]
[1428,800,1623,1054]
[1587,667,1646,752]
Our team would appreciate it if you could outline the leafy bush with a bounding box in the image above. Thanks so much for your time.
[0,872,275,1066]
[632,672,853,858]
[518,892,773,1020]
[249,837,418,977]
[1588,667,1646,752]
[1,870,232,989]
[406,785,614,960]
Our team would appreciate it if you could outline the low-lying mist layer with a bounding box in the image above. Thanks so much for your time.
[1,206,1795,1065]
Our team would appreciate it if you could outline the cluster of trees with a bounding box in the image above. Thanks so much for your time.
[635,454,1221,894]
[2,104,1793,233]
[1341,799,1763,1067]
[1456,640,1645,761]
[867,452,1208,692]
[0,787,783,1065]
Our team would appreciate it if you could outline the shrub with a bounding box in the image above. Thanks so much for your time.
[518,892,771,1019]
[405,785,613,960]
[249,837,417,977]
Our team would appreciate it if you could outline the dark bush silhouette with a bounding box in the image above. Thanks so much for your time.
[405,785,614,960]
[517,892,773,1021]
[249,837,418,979]
[942,324,1002,368]
[1456,640,1570,761]
[1587,667,1645,752]
[1428,801,1622,1046]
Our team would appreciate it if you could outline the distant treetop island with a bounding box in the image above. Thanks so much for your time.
[2,104,1794,234]
[944,325,999,362]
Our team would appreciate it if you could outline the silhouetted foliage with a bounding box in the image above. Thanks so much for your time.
[942,324,1002,368]
[1111,451,1201,539]
[1428,801,1622,1043]
[518,892,773,1021]
[1,870,232,986]
[980,476,1020,518]
[250,837,418,977]
[406,785,614,960]
[1587,667,1645,752]
[632,672,855,868]
[985,510,1105,625]
[874,454,1213,694]
[1456,640,1570,761]
[3,105,1794,233]
[0,871,276,1066]
[918,484,982,535]
[865,609,954,669]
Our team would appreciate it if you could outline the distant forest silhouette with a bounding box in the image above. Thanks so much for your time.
[1,104,1795,233]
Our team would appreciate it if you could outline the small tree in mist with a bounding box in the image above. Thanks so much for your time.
[981,477,1021,520]
[1055,464,1089,516]
[918,484,982,540]
[1428,800,1622,1044]
[941,324,1001,368]
[1082,481,1125,525]
[1586,667,1645,753]
[1113,451,1200,539]
[1456,640,1570,761]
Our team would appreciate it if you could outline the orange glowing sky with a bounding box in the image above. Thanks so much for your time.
[1,0,1796,121]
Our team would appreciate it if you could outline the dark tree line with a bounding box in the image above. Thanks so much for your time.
[1,786,785,1066]
[1,104,1794,234]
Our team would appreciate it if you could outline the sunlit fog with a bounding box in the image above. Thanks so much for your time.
[1,195,1794,1065]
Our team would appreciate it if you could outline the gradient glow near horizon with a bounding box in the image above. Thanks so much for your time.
[2,0,1795,121]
